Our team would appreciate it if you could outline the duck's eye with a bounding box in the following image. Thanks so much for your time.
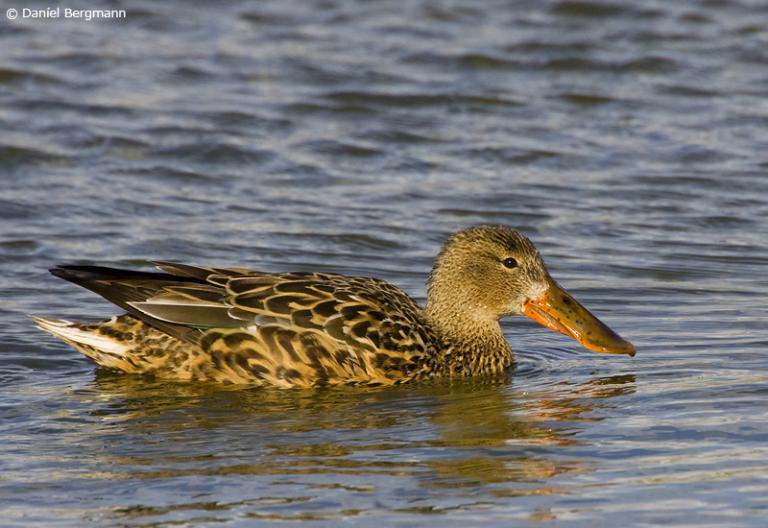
[502,257,518,269]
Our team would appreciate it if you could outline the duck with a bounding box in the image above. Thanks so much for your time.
[33,225,635,387]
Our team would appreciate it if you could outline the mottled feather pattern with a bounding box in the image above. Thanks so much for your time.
[38,264,447,386]
[216,271,437,386]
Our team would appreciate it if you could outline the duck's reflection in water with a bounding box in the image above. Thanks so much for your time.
[78,370,635,522]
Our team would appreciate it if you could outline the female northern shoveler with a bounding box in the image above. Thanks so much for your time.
[33,225,635,387]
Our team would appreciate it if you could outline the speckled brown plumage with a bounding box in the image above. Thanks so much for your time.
[34,225,635,387]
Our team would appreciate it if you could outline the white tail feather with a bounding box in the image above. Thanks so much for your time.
[31,316,130,356]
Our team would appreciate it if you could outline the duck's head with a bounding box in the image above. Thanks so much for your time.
[427,225,635,356]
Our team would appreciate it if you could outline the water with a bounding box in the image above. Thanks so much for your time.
[1,0,767,525]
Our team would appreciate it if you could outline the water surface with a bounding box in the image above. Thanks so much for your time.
[1,0,767,526]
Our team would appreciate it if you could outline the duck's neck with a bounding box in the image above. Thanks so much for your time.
[424,301,513,376]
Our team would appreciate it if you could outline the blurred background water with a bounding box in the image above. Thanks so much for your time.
[1,0,767,526]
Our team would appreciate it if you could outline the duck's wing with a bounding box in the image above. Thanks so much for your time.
[48,264,222,345]
[138,262,435,384]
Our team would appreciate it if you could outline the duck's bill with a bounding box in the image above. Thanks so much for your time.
[522,281,636,356]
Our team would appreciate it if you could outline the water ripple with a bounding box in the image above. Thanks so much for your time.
[1,0,767,526]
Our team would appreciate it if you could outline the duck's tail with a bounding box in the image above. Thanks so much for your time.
[31,316,135,370]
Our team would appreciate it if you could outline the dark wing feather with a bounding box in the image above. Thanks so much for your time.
[49,264,209,345]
